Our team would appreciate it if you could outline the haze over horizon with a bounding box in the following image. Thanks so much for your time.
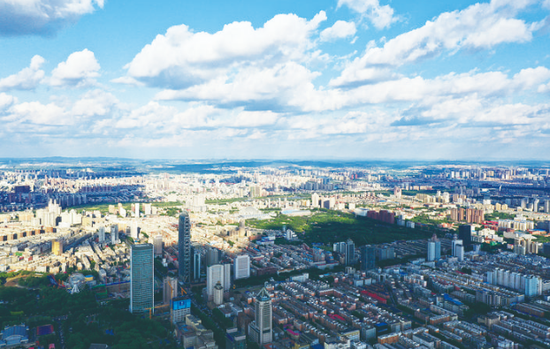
[1,0,550,159]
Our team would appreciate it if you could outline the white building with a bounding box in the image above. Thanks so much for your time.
[234,255,250,280]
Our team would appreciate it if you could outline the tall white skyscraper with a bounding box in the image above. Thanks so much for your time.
[207,263,231,298]
[249,287,272,345]
[98,226,105,243]
[234,255,250,280]
[110,224,119,244]
[153,235,163,256]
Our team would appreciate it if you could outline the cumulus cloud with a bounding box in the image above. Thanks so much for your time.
[156,62,320,111]
[0,55,45,91]
[337,0,396,29]
[71,89,119,117]
[0,0,104,36]
[7,101,69,125]
[320,20,356,41]
[48,49,100,87]
[0,93,17,110]
[331,0,541,87]
[122,11,327,89]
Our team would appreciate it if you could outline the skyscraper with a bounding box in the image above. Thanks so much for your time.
[178,212,191,283]
[360,245,375,271]
[234,255,250,280]
[345,239,355,266]
[153,235,163,257]
[130,243,154,315]
[110,224,119,244]
[249,287,272,345]
[427,234,441,261]
[191,246,201,281]
[207,263,231,298]
[458,225,473,248]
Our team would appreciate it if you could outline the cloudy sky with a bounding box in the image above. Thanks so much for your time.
[1,0,549,160]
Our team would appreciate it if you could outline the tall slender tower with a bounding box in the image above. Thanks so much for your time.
[130,243,154,315]
[178,212,191,283]
[255,287,272,344]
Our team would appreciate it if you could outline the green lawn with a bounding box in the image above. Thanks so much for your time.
[247,209,436,246]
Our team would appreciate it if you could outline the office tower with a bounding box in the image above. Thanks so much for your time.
[452,238,463,258]
[135,202,140,217]
[178,212,191,283]
[345,239,355,266]
[213,282,224,306]
[234,255,250,280]
[427,234,441,261]
[192,246,201,281]
[98,226,105,243]
[163,276,178,304]
[153,235,163,257]
[131,220,139,240]
[52,240,63,256]
[455,244,464,262]
[207,264,231,298]
[110,224,119,244]
[130,243,154,315]
[206,247,220,267]
[333,242,346,254]
[427,241,435,262]
[311,193,319,208]
[458,225,473,248]
[250,287,272,345]
[360,246,376,271]
[545,200,550,214]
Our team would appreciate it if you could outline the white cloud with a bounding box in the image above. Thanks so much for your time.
[0,55,45,91]
[331,0,539,87]
[231,111,280,127]
[156,62,320,109]
[71,89,119,117]
[0,0,104,36]
[123,11,326,89]
[337,0,396,29]
[544,0,550,8]
[320,20,357,41]
[49,49,100,87]
[0,93,16,110]
[7,101,69,125]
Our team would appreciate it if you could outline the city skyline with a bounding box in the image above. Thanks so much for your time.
[1,0,550,160]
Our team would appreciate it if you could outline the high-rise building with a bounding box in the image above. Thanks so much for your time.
[130,243,154,315]
[207,264,231,298]
[427,234,441,261]
[98,226,105,243]
[131,220,139,240]
[452,238,463,258]
[170,297,191,324]
[192,246,201,281]
[110,224,119,244]
[360,246,375,271]
[52,240,63,256]
[206,247,221,267]
[234,255,250,280]
[249,288,272,345]
[153,235,163,257]
[345,238,355,266]
[163,276,178,304]
[213,282,224,306]
[178,212,191,283]
[458,225,473,248]
[455,244,464,262]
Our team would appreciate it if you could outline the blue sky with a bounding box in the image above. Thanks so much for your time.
[1,0,550,160]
